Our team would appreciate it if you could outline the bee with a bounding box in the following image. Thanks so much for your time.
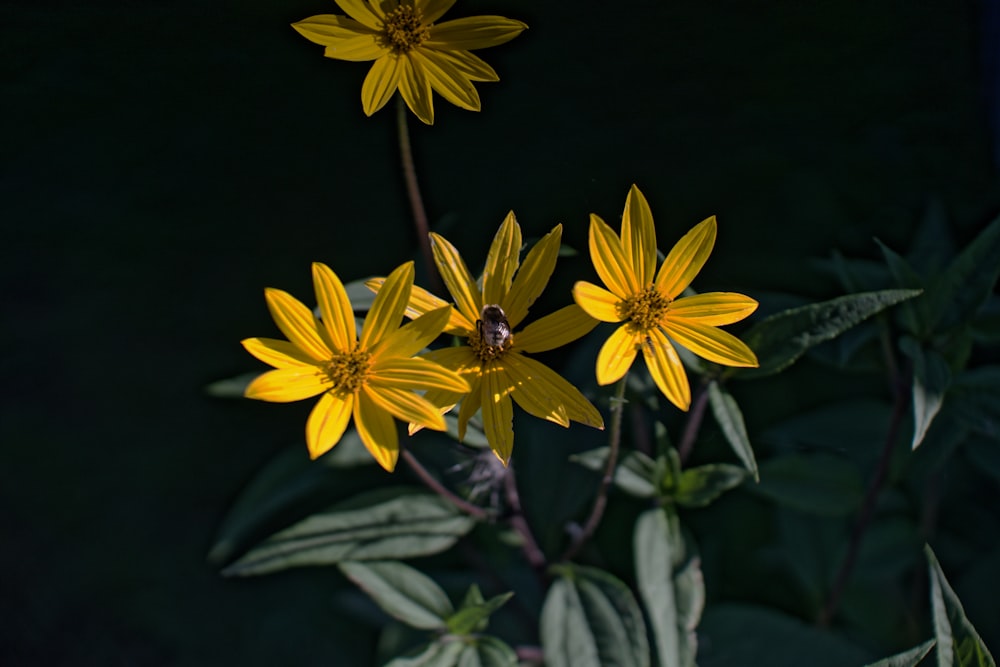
[477,304,511,347]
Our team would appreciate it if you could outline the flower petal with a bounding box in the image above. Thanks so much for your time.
[354,387,400,471]
[366,278,472,334]
[369,356,470,393]
[482,211,522,307]
[481,363,514,464]
[242,337,316,369]
[399,54,434,124]
[413,48,481,112]
[334,0,385,29]
[264,287,333,361]
[668,292,758,326]
[430,232,482,324]
[663,319,759,367]
[506,354,604,429]
[621,184,658,286]
[498,356,567,427]
[372,304,451,358]
[515,304,599,354]
[292,15,381,61]
[642,328,691,410]
[422,345,482,374]
[361,54,402,116]
[572,280,623,323]
[589,214,639,298]
[503,223,560,329]
[425,16,528,50]
[418,0,457,24]
[433,49,498,82]
[361,262,413,349]
[456,374,483,442]
[596,324,639,385]
[306,391,354,459]
[245,368,329,402]
[655,216,717,299]
[366,384,447,432]
[312,262,357,351]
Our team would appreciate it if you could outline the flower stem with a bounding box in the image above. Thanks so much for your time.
[503,465,548,571]
[401,449,489,520]
[677,380,710,464]
[395,97,443,295]
[561,374,628,562]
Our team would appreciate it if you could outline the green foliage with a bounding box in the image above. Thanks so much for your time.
[707,380,759,481]
[862,640,935,667]
[339,561,454,630]
[926,546,996,667]
[750,453,863,516]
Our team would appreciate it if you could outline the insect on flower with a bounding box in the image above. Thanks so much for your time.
[477,304,511,348]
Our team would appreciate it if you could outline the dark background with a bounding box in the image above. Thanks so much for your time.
[2,0,997,664]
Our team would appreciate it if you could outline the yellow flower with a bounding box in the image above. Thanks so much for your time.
[572,185,759,411]
[242,261,469,472]
[292,0,527,125]
[368,213,604,464]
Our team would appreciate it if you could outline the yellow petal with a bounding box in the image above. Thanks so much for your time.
[668,292,758,326]
[642,328,691,410]
[366,278,471,334]
[413,48,481,111]
[507,354,604,429]
[361,54,402,116]
[292,15,380,60]
[481,364,514,465]
[264,288,333,361]
[407,384,462,436]
[589,214,639,298]
[621,184,658,286]
[500,357,568,427]
[572,281,623,323]
[503,224,561,329]
[422,345,482,374]
[360,262,413,349]
[456,374,483,442]
[655,216,717,299]
[366,384,447,432]
[418,0,457,24]
[245,368,329,402]
[596,324,639,385]
[430,232,482,324]
[515,304,599,354]
[433,49,498,82]
[372,304,451,358]
[399,54,434,125]
[369,356,470,393]
[425,16,528,50]
[242,337,316,369]
[306,391,354,459]
[663,320,759,367]
[354,387,400,471]
[312,262,357,352]
[482,211,522,307]
[333,0,384,29]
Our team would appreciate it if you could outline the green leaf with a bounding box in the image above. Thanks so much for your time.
[204,372,258,398]
[926,545,996,667]
[674,464,747,508]
[384,640,465,667]
[749,453,863,516]
[460,636,518,667]
[338,560,453,630]
[875,238,925,335]
[446,585,513,635]
[900,338,952,450]
[222,488,476,576]
[634,508,700,667]
[863,639,936,667]
[707,381,758,481]
[570,447,660,499]
[734,289,922,379]
[924,215,1000,333]
[951,366,1000,441]
[540,564,650,667]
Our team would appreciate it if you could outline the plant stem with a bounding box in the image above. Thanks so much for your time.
[677,380,710,464]
[818,372,910,625]
[561,374,629,562]
[395,98,443,295]
[503,464,548,571]
[401,449,489,520]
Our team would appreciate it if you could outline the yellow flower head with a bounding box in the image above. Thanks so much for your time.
[242,261,469,472]
[572,185,760,411]
[368,213,604,464]
[292,0,527,125]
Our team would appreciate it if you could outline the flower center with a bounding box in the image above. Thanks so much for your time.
[323,348,373,393]
[469,329,513,363]
[380,4,430,54]
[618,285,671,333]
